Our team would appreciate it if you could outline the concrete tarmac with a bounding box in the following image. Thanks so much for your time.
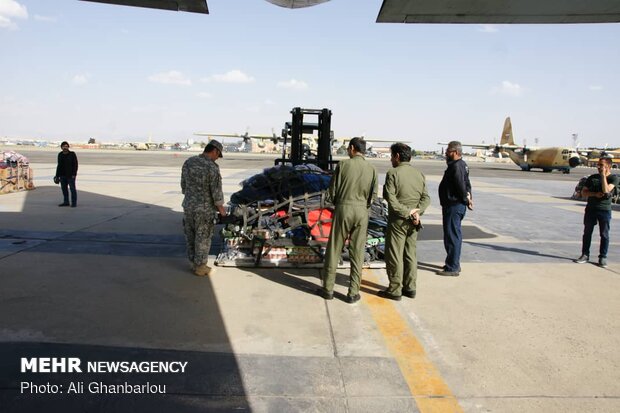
[1,148,619,412]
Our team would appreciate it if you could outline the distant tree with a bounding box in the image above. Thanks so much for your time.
[88,138,96,144]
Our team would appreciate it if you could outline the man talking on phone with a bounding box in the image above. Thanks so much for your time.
[575,155,618,268]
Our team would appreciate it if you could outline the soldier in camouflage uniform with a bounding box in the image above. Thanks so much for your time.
[317,138,378,304]
[378,143,430,301]
[181,140,226,276]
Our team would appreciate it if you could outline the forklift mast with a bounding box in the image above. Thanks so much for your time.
[275,107,336,171]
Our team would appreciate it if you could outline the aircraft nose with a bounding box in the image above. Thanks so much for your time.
[569,156,581,168]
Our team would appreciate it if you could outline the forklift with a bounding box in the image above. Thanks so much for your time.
[274,107,337,171]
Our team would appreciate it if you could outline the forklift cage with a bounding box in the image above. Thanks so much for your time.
[274,107,337,171]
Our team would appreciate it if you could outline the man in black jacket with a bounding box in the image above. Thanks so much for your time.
[55,141,79,207]
[437,141,473,276]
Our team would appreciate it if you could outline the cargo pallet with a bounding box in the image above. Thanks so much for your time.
[215,237,386,268]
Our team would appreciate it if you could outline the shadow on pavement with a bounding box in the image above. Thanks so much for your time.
[465,241,573,262]
[0,188,250,412]
[417,223,496,241]
[225,223,495,301]
[0,342,249,413]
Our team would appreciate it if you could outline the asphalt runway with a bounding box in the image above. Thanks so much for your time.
[15,147,596,181]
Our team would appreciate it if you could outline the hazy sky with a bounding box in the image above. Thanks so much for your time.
[1,0,619,150]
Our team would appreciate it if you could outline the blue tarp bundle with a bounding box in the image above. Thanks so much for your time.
[231,164,331,205]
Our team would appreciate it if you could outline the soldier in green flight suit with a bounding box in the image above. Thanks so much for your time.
[317,138,378,304]
[378,143,430,301]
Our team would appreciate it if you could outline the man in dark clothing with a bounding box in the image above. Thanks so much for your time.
[575,156,618,267]
[437,141,473,276]
[55,141,78,207]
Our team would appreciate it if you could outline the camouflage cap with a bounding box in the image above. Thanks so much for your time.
[208,139,224,158]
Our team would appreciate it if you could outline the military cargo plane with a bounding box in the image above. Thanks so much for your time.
[582,146,620,159]
[578,146,620,168]
[193,131,280,152]
[194,130,331,154]
[440,117,584,173]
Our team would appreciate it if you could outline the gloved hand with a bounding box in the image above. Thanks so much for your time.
[53,176,60,184]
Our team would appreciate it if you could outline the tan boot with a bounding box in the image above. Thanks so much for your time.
[194,263,214,277]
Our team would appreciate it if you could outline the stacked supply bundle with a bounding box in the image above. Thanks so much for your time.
[1,151,35,194]
[216,164,389,267]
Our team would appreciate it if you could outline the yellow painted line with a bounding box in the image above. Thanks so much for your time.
[363,269,463,413]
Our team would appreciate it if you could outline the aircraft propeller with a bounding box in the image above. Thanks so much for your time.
[569,156,582,168]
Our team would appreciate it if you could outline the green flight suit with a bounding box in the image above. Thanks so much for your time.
[383,163,430,295]
[322,154,378,297]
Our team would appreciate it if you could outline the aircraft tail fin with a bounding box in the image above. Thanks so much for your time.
[500,117,515,145]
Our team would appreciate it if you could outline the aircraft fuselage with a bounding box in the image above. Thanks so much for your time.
[506,147,581,173]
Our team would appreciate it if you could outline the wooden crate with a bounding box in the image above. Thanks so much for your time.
[0,165,34,194]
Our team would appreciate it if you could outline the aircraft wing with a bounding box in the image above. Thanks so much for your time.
[247,135,279,140]
[81,0,620,22]
[578,147,620,158]
[362,138,398,143]
[377,0,620,23]
[80,0,208,13]
[333,137,399,145]
[194,133,242,138]
[81,0,330,13]
[194,132,277,141]
[438,142,524,150]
